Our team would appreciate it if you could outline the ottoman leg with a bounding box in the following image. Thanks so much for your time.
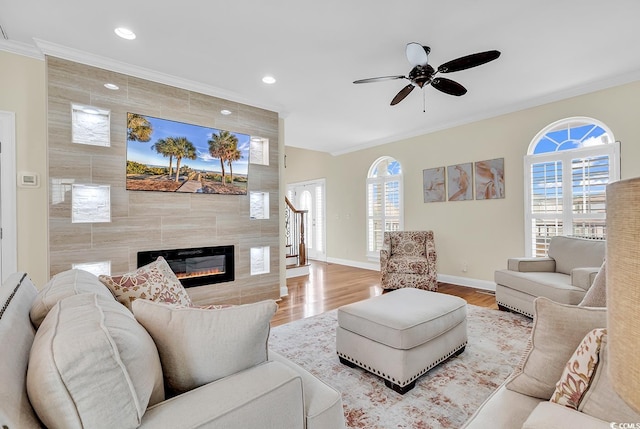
[384,379,416,395]
[339,356,357,368]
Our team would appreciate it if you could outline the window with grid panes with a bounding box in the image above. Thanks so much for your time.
[367,157,403,259]
[524,117,619,257]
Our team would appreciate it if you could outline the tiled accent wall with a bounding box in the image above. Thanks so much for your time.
[47,57,280,305]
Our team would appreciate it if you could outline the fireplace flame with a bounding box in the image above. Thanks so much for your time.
[175,268,224,279]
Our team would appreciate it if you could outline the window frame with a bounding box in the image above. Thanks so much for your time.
[366,156,404,260]
[524,117,619,257]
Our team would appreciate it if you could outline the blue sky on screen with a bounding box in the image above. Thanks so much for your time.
[126,114,250,175]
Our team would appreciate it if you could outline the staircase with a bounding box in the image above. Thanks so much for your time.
[285,197,310,278]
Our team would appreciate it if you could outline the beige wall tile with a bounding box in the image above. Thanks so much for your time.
[47,57,281,302]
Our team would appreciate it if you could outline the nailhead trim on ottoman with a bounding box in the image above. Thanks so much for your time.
[336,288,468,394]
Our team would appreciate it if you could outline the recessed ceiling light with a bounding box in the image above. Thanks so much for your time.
[104,83,119,90]
[220,109,232,115]
[262,75,276,84]
[114,27,136,40]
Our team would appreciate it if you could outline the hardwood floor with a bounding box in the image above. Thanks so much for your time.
[272,261,498,327]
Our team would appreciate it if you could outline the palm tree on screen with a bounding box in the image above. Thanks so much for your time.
[208,130,235,184]
[127,113,153,142]
[225,138,241,184]
[172,137,197,182]
[152,137,178,176]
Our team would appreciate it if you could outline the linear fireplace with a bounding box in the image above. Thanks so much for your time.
[137,245,235,288]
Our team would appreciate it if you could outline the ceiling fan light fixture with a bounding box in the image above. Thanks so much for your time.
[406,43,430,66]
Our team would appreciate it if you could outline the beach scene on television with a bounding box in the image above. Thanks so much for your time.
[126,113,249,194]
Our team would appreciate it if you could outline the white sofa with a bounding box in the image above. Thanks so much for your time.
[495,236,605,317]
[462,297,639,428]
[0,271,346,429]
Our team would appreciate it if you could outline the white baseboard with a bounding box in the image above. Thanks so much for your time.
[280,285,289,297]
[324,257,496,291]
[325,257,379,271]
[437,274,496,291]
[285,265,310,279]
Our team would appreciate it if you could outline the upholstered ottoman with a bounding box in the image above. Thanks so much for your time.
[336,288,467,394]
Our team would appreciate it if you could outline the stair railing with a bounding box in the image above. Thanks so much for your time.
[285,197,308,266]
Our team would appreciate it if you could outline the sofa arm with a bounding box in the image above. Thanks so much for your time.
[507,257,556,272]
[522,402,610,428]
[571,267,601,291]
[139,361,305,428]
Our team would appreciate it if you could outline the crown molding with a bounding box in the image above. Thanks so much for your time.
[33,38,284,115]
[0,39,44,60]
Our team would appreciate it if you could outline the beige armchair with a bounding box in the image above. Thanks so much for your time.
[380,231,438,291]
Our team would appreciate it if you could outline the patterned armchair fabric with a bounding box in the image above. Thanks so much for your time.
[380,231,438,291]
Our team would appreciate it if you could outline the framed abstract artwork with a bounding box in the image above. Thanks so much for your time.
[447,163,473,201]
[475,158,505,200]
[423,167,446,203]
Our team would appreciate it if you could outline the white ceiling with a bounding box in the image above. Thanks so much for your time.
[2,0,640,155]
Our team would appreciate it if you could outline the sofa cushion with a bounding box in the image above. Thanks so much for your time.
[547,236,605,275]
[494,270,586,305]
[551,328,606,409]
[389,231,428,257]
[99,256,192,310]
[579,261,607,307]
[132,299,277,394]
[522,402,609,429]
[30,268,114,328]
[386,256,431,274]
[0,273,42,429]
[506,297,606,399]
[460,382,543,429]
[27,293,165,429]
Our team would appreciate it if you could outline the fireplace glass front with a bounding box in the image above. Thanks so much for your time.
[137,245,234,288]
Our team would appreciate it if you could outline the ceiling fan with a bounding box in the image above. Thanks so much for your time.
[354,43,501,107]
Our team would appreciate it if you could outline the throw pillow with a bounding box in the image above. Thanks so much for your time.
[506,297,607,399]
[99,256,192,310]
[132,298,278,394]
[550,328,607,409]
[579,261,606,307]
[27,293,164,429]
[30,269,114,328]
[578,335,640,423]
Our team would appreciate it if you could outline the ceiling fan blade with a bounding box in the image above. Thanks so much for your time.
[431,78,467,96]
[353,75,407,84]
[390,84,415,106]
[406,42,431,67]
[437,50,501,73]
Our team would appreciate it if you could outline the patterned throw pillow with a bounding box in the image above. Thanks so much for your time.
[99,256,192,310]
[551,328,606,409]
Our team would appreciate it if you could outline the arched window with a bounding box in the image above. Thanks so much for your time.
[524,117,620,256]
[366,156,403,258]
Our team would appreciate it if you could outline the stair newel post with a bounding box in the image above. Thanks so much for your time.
[299,211,306,265]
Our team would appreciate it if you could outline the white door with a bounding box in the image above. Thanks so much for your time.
[0,111,18,282]
[287,179,326,261]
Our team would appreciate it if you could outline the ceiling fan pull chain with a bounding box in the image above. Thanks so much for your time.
[423,90,426,113]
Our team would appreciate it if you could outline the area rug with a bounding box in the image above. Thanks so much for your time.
[269,305,532,428]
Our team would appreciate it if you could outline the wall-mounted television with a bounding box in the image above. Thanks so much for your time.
[126,113,250,194]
